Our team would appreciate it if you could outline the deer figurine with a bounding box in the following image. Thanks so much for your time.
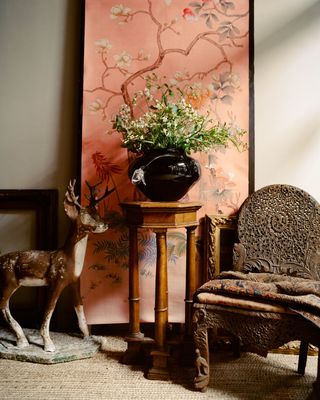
[0,179,112,352]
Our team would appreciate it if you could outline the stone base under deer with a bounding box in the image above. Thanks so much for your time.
[0,327,100,364]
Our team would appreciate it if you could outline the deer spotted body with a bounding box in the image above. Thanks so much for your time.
[0,180,110,352]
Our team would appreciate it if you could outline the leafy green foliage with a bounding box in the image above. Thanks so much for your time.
[89,263,107,271]
[113,86,246,155]
[93,233,129,264]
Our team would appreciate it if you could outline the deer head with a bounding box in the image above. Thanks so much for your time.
[64,179,111,237]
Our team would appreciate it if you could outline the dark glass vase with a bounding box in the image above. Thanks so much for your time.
[128,148,201,201]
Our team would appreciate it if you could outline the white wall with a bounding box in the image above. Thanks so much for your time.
[255,0,320,201]
[0,0,83,244]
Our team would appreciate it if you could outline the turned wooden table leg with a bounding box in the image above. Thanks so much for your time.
[147,228,169,380]
[122,226,144,364]
[180,225,198,366]
[154,229,168,348]
[128,226,142,338]
[185,225,198,337]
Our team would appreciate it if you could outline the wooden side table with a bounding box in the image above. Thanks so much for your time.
[120,201,202,380]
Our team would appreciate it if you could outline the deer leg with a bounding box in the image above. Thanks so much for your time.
[40,284,65,352]
[1,284,29,348]
[71,279,89,337]
[2,304,29,348]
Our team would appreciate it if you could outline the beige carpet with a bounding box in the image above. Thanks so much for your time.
[0,335,318,400]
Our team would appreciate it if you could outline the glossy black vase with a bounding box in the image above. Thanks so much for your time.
[128,149,201,201]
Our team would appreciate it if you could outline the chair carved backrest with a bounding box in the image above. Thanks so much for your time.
[233,184,320,280]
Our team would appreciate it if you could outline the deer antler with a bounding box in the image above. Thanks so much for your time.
[85,180,115,208]
[66,179,83,209]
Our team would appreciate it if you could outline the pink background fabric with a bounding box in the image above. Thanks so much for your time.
[81,0,250,324]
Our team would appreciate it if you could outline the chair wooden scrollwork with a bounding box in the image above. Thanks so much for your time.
[193,184,320,392]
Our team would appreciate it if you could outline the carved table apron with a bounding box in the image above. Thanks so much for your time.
[121,201,202,380]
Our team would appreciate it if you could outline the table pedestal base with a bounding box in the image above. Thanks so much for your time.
[121,335,153,365]
[146,349,170,380]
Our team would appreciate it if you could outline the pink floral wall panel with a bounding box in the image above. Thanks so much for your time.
[81,0,250,324]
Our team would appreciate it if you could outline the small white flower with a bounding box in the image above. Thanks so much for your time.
[110,4,131,20]
[229,73,240,87]
[138,49,151,61]
[95,38,112,52]
[114,51,132,68]
[211,73,219,82]
[89,99,103,113]
[173,70,189,82]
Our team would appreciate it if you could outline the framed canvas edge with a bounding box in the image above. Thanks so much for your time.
[203,214,238,282]
[78,0,255,325]
[76,0,86,198]
[249,0,255,194]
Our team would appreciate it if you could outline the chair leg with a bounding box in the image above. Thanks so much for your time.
[193,308,210,392]
[298,341,309,375]
[313,351,320,394]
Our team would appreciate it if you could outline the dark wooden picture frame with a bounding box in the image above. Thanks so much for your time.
[0,189,58,252]
[0,189,58,326]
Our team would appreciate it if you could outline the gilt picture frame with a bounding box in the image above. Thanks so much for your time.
[202,214,238,283]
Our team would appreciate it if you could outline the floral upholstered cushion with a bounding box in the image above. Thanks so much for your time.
[195,292,293,314]
[194,271,320,328]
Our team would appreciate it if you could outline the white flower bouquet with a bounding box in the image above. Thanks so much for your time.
[113,88,246,155]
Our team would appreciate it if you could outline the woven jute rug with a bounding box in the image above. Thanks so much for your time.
[0,335,318,400]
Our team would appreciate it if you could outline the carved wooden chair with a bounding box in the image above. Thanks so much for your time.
[193,184,320,392]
